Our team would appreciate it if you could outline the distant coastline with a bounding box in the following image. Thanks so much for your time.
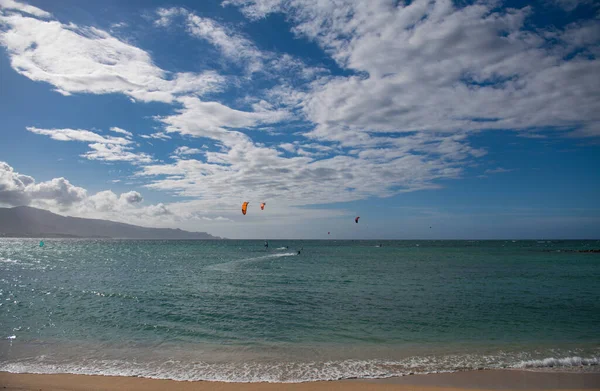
[0,234,226,239]
[0,233,109,238]
[0,206,221,240]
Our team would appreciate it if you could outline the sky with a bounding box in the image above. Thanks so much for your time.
[0,0,599,239]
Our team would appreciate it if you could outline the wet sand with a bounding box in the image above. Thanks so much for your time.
[1,370,599,391]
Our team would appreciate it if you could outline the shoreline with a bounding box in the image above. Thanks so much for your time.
[1,369,599,390]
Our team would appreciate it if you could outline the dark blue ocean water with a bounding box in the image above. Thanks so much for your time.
[1,239,599,382]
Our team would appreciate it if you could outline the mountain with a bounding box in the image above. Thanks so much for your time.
[0,206,220,239]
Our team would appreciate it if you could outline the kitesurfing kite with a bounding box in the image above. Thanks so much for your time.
[260,202,266,210]
[242,202,249,215]
[355,216,360,224]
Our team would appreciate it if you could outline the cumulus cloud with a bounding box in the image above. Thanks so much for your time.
[87,190,143,211]
[1,159,438,238]
[0,161,181,224]
[0,7,224,102]
[120,191,143,204]
[0,161,86,208]
[27,177,87,206]
[0,161,34,205]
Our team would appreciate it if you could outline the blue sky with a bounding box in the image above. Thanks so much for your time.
[0,0,599,239]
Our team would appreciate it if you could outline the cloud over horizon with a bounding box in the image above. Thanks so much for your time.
[0,0,598,238]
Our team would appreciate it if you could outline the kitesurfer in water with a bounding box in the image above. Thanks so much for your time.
[264,240,269,249]
[297,247,303,255]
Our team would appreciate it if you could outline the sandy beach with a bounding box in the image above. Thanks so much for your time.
[1,370,599,391]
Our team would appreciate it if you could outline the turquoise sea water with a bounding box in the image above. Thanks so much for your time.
[1,239,599,382]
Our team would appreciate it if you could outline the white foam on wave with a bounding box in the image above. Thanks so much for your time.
[514,356,599,369]
[2,354,597,383]
[207,252,297,272]
[271,252,297,258]
[0,359,427,383]
[0,257,33,266]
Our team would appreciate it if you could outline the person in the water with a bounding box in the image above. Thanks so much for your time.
[264,240,269,249]
[297,247,303,255]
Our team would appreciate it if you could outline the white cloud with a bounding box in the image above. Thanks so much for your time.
[0,161,180,225]
[85,190,150,214]
[0,161,86,208]
[139,132,172,140]
[222,0,282,20]
[157,96,290,145]
[109,127,133,138]
[154,6,186,27]
[227,0,600,138]
[173,146,203,156]
[0,9,224,102]
[0,161,35,205]
[27,177,87,206]
[27,127,153,164]
[26,127,131,145]
[201,216,232,222]
[0,0,51,18]
[155,7,327,78]
[278,143,296,153]
[110,21,128,29]
[550,0,594,12]
[155,7,264,72]
[0,160,461,238]
[2,0,598,237]
[83,143,153,164]
[120,190,143,204]
[137,132,470,206]
[186,13,264,73]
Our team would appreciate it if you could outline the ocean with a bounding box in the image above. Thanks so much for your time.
[1,239,599,382]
